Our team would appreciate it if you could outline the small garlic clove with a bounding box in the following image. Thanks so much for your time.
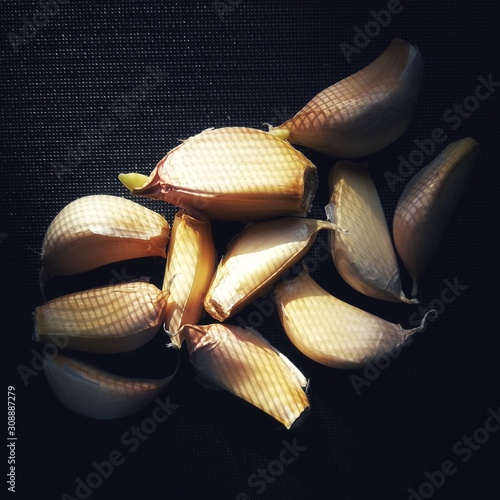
[119,127,318,220]
[34,282,167,353]
[270,39,423,158]
[275,270,433,369]
[326,161,416,303]
[204,217,343,322]
[182,323,310,429]
[44,352,175,420]
[163,210,217,348]
[40,195,169,279]
[393,137,479,296]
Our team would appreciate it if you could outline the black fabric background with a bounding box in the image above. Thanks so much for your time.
[1,1,500,499]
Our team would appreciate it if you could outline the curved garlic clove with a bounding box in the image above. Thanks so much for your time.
[182,323,310,429]
[326,161,416,303]
[34,282,167,353]
[44,352,175,419]
[270,39,423,158]
[163,211,217,348]
[393,137,479,296]
[119,127,318,220]
[40,195,169,279]
[275,270,432,369]
[204,217,343,322]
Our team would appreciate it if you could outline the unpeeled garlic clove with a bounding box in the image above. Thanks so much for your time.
[40,195,169,279]
[119,127,318,220]
[275,270,433,369]
[326,161,416,303]
[204,217,343,322]
[182,323,310,429]
[393,137,479,296]
[163,210,217,348]
[270,39,423,158]
[34,282,167,353]
[44,352,175,419]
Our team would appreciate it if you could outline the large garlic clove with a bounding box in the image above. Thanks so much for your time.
[326,161,416,303]
[393,137,479,296]
[275,270,432,369]
[270,39,423,158]
[182,323,310,429]
[34,282,167,353]
[204,217,343,322]
[119,127,318,220]
[40,195,169,279]
[163,210,217,348]
[44,352,175,419]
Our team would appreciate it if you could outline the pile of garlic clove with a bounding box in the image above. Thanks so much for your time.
[34,39,479,430]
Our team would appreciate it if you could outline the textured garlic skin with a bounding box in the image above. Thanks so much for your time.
[125,127,318,220]
[182,323,310,429]
[204,218,339,322]
[40,195,169,278]
[275,271,428,369]
[44,353,173,420]
[393,137,479,295]
[327,161,415,303]
[163,211,217,348]
[272,39,423,157]
[35,282,167,353]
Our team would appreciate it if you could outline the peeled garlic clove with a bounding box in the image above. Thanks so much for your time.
[44,352,175,419]
[119,127,318,220]
[275,270,432,369]
[326,161,415,303]
[270,39,423,158]
[204,217,343,322]
[163,210,217,348]
[40,195,169,279]
[182,323,310,429]
[393,137,479,296]
[34,282,167,353]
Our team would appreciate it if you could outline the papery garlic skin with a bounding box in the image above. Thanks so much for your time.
[182,323,310,429]
[275,270,431,369]
[35,282,167,353]
[271,39,423,158]
[40,195,169,279]
[393,137,479,296]
[44,353,174,419]
[120,127,318,220]
[163,211,217,348]
[204,218,342,322]
[327,161,415,303]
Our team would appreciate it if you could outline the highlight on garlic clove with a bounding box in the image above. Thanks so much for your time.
[34,282,167,353]
[326,161,416,303]
[204,217,344,322]
[393,137,479,296]
[275,269,433,369]
[182,323,310,430]
[44,352,175,420]
[270,38,423,158]
[40,195,169,280]
[163,210,217,348]
[119,127,318,220]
